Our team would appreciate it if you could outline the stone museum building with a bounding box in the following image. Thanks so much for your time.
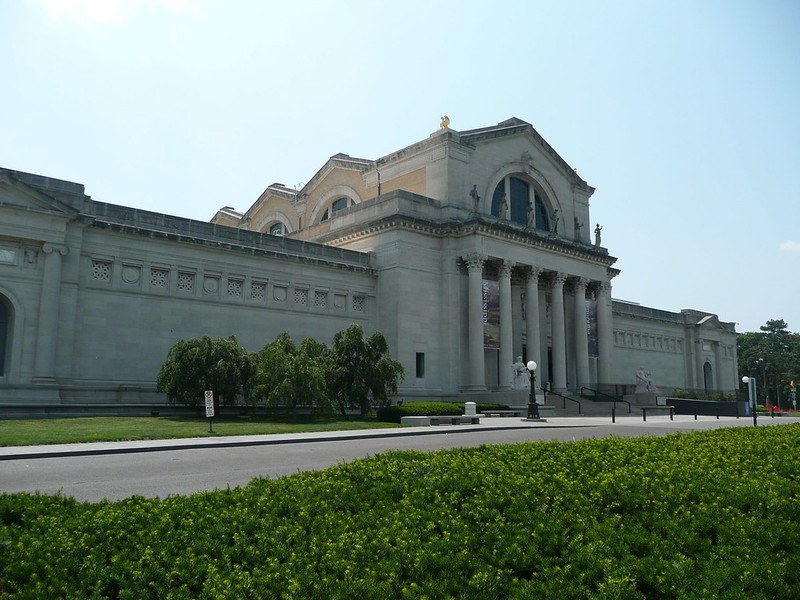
[0,118,739,412]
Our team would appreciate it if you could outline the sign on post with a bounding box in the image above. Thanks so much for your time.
[204,390,215,418]
[204,390,215,432]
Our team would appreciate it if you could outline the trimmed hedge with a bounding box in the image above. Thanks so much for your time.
[376,401,510,423]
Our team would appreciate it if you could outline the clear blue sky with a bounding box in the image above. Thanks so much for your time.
[3,0,798,334]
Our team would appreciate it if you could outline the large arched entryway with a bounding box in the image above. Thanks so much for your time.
[703,361,713,395]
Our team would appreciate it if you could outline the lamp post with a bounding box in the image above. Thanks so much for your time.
[527,360,540,420]
[742,376,757,426]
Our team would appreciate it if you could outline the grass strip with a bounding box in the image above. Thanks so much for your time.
[0,415,398,447]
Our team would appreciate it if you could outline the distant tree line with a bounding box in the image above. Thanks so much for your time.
[738,319,800,406]
[156,325,404,415]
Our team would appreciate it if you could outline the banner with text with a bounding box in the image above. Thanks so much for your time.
[586,297,599,358]
[483,279,500,349]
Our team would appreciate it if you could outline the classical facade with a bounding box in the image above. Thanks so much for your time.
[0,118,738,412]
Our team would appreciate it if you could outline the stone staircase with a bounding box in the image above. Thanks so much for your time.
[542,390,668,418]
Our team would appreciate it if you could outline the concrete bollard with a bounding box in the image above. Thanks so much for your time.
[464,401,476,416]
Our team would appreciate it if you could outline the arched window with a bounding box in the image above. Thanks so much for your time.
[491,176,551,232]
[321,197,351,222]
[0,298,9,377]
[268,222,287,236]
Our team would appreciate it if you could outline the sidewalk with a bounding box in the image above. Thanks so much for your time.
[2,414,798,461]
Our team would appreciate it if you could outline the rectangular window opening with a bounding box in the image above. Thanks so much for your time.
[415,352,425,379]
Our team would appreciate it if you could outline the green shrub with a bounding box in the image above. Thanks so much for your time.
[3,426,799,598]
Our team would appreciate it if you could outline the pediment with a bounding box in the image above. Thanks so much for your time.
[0,171,80,217]
[460,118,593,194]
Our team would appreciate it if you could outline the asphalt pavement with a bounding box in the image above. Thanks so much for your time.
[1,414,798,502]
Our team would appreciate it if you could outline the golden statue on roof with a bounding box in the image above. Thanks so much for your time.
[439,115,450,129]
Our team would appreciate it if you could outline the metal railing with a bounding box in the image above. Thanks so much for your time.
[543,387,582,414]
[580,386,632,413]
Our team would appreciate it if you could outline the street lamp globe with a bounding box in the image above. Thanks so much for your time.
[526,361,539,419]
[742,376,750,384]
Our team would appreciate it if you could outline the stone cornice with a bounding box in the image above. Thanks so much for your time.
[319,215,617,267]
[84,200,373,273]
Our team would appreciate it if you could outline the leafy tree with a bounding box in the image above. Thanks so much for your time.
[737,319,800,406]
[156,336,250,412]
[327,324,404,415]
[250,333,329,415]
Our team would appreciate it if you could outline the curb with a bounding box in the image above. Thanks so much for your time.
[0,422,597,462]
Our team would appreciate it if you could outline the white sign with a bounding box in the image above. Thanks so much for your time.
[204,390,215,418]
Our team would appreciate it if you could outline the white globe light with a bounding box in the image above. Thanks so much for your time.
[527,361,537,372]
[742,376,750,384]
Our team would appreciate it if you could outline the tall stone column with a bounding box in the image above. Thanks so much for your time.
[596,280,614,386]
[713,341,722,391]
[465,253,486,390]
[695,334,705,390]
[524,267,542,377]
[572,277,590,389]
[34,242,69,382]
[499,260,514,388]
[550,272,568,392]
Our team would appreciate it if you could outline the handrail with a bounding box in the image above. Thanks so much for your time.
[580,386,632,413]
[542,387,582,414]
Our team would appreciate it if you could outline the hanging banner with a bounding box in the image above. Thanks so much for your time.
[586,297,599,358]
[483,279,500,349]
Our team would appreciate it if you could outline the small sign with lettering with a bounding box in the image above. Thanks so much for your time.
[204,390,214,418]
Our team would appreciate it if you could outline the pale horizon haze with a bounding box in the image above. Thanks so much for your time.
[2,0,798,334]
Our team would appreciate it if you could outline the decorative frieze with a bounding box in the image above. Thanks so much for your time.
[82,254,368,315]
[613,329,683,354]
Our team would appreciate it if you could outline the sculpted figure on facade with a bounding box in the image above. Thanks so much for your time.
[574,217,583,242]
[497,192,508,221]
[635,366,660,394]
[526,199,535,228]
[594,224,602,247]
[470,185,480,211]
[550,209,559,236]
[439,115,450,129]
[513,356,530,389]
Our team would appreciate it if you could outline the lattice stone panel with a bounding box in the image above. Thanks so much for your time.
[251,282,266,301]
[294,288,308,305]
[352,295,365,312]
[177,272,194,292]
[91,260,111,281]
[228,279,243,297]
[150,268,168,289]
[314,290,327,308]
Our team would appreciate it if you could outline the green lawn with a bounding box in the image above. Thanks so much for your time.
[0,415,399,447]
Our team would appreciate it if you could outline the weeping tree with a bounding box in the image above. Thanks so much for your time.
[250,333,330,415]
[327,324,404,415]
[156,336,250,412]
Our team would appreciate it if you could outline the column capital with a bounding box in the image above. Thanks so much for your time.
[463,252,487,272]
[571,276,589,290]
[499,259,515,278]
[519,265,542,281]
[550,272,567,287]
[42,243,69,256]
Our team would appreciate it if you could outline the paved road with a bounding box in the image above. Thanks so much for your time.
[1,415,796,502]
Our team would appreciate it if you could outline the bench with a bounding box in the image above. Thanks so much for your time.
[400,415,482,427]
[430,415,481,425]
[640,406,675,421]
[481,410,526,417]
